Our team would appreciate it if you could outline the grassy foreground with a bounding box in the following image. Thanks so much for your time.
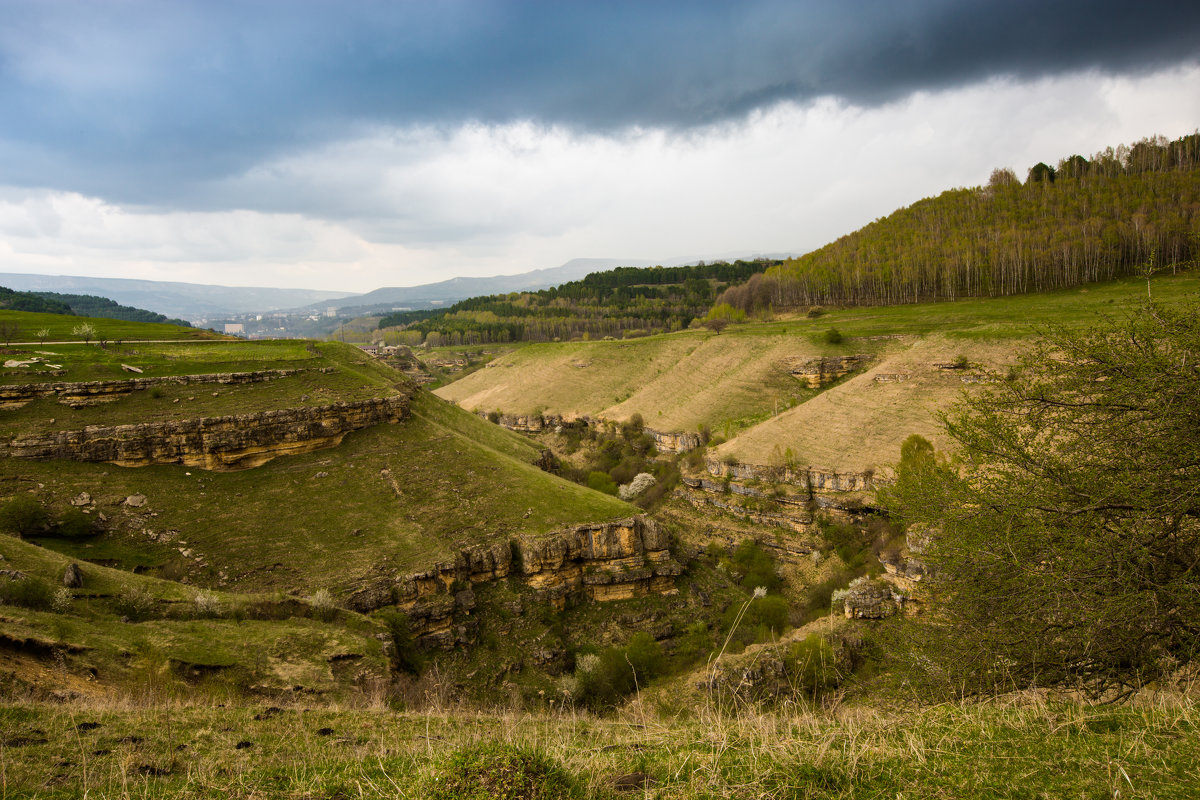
[1,694,1197,798]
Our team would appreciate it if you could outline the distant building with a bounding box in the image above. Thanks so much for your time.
[224,323,245,334]
[325,307,338,318]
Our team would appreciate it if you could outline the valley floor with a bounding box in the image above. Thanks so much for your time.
[2,693,1198,798]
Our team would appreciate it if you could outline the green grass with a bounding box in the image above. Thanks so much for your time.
[0,533,390,696]
[0,696,1196,798]
[0,390,633,595]
[0,308,219,345]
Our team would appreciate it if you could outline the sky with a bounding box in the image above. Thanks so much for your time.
[1,1,1198,294]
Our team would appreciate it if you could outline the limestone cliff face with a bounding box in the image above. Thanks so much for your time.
[0,369,318,409]
[788,354,874,388]
[704,458,879,492]
[346,516,682,648]
[0,395,410,470]
[644,427,702,454]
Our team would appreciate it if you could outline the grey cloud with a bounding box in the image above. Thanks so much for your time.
[0,0,1197,206]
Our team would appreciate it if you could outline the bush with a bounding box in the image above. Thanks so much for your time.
[0,496,51,537]
[55,508,99,539]
[427,741,579,800]
[723,595,791,647]
[192,591,224,618]
[0,575,55,611]
[575,632,664,710]
[586,471,618,496]
[786,633,840,693]
[114,585,156,621]
[823,327,844,345]
[726,540,783,594]
[307,588,338,621]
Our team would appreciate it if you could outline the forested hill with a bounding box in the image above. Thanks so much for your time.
[377,260,773,345]
[32,291,192,327]
[718,133,1200,312]
[0,286,73,315]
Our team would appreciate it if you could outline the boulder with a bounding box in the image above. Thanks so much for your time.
[62,563,84,588]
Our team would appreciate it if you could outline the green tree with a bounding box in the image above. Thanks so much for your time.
[888,303,1200,697]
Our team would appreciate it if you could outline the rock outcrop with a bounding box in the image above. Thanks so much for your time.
[0,395,410,470]
[789,354,874,388]
[841,577,902,619]
[704,458,880,492]
[645,427,702,454]
[346,517,682,648]
[0,369,320,409]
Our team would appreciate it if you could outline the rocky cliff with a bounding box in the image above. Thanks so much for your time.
[346,516,683,648]
[704,458,880,492]
[0,369,321,409]
[788,354,875,388]
[645,427,702,454]
[0,395,410,470]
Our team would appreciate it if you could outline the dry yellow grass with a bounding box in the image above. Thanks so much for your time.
[714,335,1019,473]
[436,330,839,433]
[437,328,1021,473]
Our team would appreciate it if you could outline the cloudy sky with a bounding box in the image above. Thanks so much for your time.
[1,0,1198,293]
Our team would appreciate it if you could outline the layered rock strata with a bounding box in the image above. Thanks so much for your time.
[704,458,879,492]
[0,395,410,470]
[0,369,324,409]
[346,516,683,648]
[789,354,874,388]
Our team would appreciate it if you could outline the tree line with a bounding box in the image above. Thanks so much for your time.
[377,260,774,344]
[0,286,191,328]
[717,133,1200,313]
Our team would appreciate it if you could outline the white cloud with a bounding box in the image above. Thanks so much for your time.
[2,64,1197,293]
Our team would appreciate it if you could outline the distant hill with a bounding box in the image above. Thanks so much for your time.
[324,258,653,315]
[0,273,358,320]
[0,286,74,315]
[31,291,192,327]
[717,133,1200,312]
[377,260,775,344]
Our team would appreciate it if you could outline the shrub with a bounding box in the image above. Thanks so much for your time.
[427,741,579,800]
[192,591,224,618]
[0,495,51,537]
[575,633,665,710]
[51,587,73,614]
[586,471,618,496]
[786,633,840,693]
[55,508,99,539]
[0,575,55,611]
[114,585,156,620]
[823,327,844,345]
[618,472,656,501]
[727,540,783,594]
[307,588,337,621]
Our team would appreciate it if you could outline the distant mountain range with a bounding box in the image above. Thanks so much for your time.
[0,252,801,321]
[319,258,648,314]
[0,273,356,320]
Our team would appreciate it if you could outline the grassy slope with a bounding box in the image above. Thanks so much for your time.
[0,341,411,439]
[0,534,389,696]
[0,328,635,696]
[438,273,1199,470]
[1,394,633,595]
[0,308,218,343]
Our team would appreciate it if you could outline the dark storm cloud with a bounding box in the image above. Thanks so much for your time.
[1,0,1198,203]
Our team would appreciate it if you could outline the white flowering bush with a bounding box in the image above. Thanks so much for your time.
[617,472,656,500]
